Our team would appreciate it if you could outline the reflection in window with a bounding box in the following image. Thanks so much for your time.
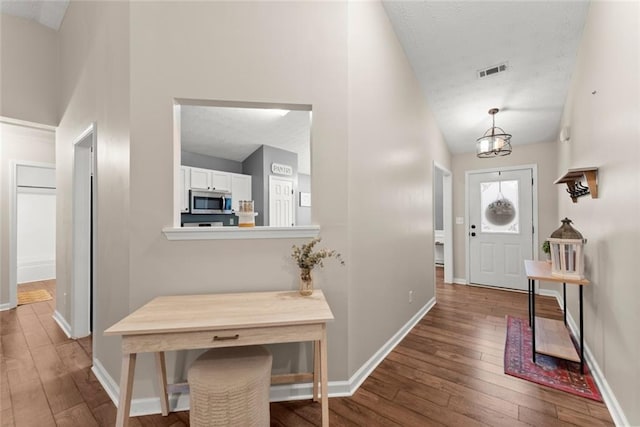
[481,180,519,233]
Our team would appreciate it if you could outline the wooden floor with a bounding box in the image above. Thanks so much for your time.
[1,271,614,426]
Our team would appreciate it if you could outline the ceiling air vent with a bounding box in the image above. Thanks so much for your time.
[477,62,508,79]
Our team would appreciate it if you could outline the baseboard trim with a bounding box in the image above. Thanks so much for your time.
[91,297,437,416]
[453,277,467,285]
[0,303,12,311]
[346,296,436,395]
[539,289,629,427]
[92,358,120,406]
[52,310,72,338]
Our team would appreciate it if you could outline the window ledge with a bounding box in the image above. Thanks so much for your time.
[162,225,320,240]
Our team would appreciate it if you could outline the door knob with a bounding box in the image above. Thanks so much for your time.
[471,224,476,229]
[471,232,476,237]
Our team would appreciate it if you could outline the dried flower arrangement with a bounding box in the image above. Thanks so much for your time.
[291,238,344,295]
[291,237,345,271]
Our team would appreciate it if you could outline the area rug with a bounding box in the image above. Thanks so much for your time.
[504,315,602,401]
[17,289,52,306]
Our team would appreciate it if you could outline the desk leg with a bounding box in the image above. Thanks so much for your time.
[580,286,584,374]
[563,283,567,325]
[116,353,136,427]
[320,325,329,427]
[154,352,169,416]
[531,279,536,363]
[313,341,320,402]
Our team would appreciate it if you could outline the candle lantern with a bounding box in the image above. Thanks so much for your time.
[548,218,586,279]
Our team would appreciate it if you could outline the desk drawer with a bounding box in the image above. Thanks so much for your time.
[122,323,323,353]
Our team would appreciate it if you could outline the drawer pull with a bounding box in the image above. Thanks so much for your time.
[213,334,240,341]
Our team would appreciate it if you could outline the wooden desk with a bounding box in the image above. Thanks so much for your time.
[105,290,335,427]
[524,260,589,373]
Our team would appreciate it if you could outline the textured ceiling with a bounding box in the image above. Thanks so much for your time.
[181,106,312,175]
[0,0,69,30]
[382,1,590,154]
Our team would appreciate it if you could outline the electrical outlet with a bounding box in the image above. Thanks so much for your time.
[409,290,413,303]
[229,218,234,225]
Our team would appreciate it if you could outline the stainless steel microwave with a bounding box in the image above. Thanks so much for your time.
[189,189,232,214]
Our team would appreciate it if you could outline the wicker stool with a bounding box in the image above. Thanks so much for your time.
[188,346,272,427]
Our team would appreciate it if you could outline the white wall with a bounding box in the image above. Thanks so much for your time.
[451,141,559,283]
[49,0,452,404]
[556,2,639,424]
[347,1,451,374]
[57,0,130,371]
[0,122,55,305]
[0,14,59,126]
[127,2,350,395]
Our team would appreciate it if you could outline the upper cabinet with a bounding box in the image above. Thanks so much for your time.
[189,167,233,192]
[211,171,232,192]
[190,167,211,190]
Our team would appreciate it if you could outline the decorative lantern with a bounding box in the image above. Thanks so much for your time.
[548,218,586,279]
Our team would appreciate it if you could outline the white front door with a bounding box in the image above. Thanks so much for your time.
[468,168,534,290]
[269,176,295,227]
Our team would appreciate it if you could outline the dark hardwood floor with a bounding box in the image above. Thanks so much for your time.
[1,270,614,426]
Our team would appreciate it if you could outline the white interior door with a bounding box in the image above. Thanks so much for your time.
[269,176,294,227]
[468,168,533,290]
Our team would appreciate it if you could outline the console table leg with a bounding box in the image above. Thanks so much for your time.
[155,352,169,416]
[313,341,320,402]
[320,326,329,427]
[531,279,536,363]
[528,279,532,326]
[580,286,584,374]
[563,283,567,325]
[116,353,136,427]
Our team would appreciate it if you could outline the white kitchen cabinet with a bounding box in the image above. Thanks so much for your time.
[230,173,252,211]
[190,167,211,190]
[190,168,232,191]
[211,171,232,191]
[180,166,191,212]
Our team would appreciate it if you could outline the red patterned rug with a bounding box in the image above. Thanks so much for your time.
[504,315,602,401]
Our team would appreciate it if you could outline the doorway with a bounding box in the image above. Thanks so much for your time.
[466,165,538,291]
[269,176,295,227]
[9,161,56,308]
[433,162,453,284]
[71,124,96,338]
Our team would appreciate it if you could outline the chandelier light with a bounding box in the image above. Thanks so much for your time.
[476,108,512,158]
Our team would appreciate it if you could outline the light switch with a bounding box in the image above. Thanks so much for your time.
[456,217,464,225]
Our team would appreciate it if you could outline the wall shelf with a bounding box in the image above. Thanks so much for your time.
[554,167,598,203]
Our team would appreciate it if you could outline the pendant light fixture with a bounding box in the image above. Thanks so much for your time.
[476,108,512,158]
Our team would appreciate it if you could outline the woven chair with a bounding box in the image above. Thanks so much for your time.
[188,346,272,427]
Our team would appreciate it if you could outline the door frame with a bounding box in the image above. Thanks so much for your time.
[433,162,453,284]
[8,160,56,309]
[464,164,539,287]
[268,175,295,227]
[71,123,96,338]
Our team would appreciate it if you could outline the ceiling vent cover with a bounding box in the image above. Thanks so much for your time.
[478,62,508,79]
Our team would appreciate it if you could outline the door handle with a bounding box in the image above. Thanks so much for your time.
[470,232,476,237]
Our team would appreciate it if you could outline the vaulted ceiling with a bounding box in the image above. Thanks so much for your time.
[2,1,590,156]
[382,0,590,154]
